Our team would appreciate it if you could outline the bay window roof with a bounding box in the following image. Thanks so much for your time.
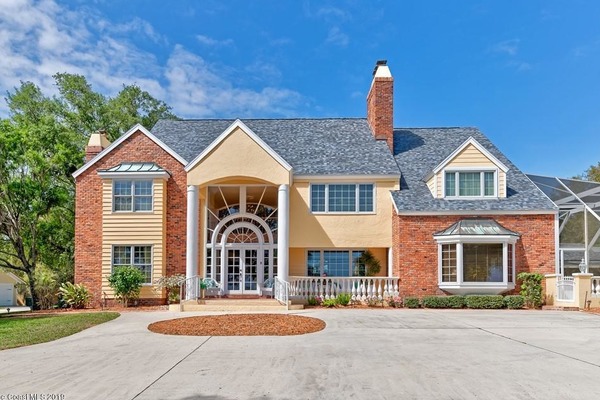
[434,219,519,238]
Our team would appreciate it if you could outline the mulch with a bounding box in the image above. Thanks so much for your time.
[148,314,326,336]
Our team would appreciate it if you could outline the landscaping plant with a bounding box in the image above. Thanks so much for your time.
[336,293,351,306]
[322,298,338,308]
[154,273,186,304]
[404,297,420,308]
[517,272,544,308]
[58,282,91,309]
[107,266,145,307]
[465,295,504,309]
[503,295,525,309]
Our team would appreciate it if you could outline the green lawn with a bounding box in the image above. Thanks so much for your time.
[0,312,120,350]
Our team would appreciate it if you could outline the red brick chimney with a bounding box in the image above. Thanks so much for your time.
[85,130,110,162]
[367,60,394,152]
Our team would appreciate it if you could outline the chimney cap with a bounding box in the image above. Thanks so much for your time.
[373,60,389,76]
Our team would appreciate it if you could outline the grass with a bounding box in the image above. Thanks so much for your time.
[0,312,120,350]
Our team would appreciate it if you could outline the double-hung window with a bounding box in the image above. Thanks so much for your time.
[310,184,374,213]
[112,245,153,284]
[113,180,153,212]
[444,171,496,198]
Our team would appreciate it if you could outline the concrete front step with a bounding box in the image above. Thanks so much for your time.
[177,298,303,312]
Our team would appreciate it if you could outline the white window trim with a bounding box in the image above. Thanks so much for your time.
[435,236,517,295]
[306,249,367,277]
[112,179,154,213]
[442,167,499,199]
[309,183,376,214]
[111,244,154,286]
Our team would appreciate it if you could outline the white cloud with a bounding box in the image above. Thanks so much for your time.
[196,34,234,47]
[316,6,351,21]
[0,0,304,119]
[491,39,520,56]
[325,27,349,47]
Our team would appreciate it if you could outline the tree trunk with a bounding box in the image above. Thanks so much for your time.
[26,270,38,310]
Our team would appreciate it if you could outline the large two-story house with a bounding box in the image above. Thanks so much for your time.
[73,61,556,305]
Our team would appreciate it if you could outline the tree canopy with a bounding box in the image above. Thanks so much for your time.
[0,73,176,308]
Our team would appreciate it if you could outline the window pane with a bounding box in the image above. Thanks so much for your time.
[445,173,456,196]
[328,184,356,212]
[441,244,457,282]
[113,246,131,265]
[484,172,495,196]
[463,243,503,282]
[134,196,152,211]
[311,185,325,212]
[459,172,481,196]
[307,251,321,276]
[352,250,366,276]
[114,196,132,211]
[324,251,350,277]
[133,246,152,284]
[114,181,132,196]
[359,184,373,212]
[508,244,514,283]
[134,180,152,195]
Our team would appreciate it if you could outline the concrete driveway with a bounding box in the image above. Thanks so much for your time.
[1,309,600,400]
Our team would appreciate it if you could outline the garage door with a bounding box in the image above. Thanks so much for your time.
[0,283,14,306]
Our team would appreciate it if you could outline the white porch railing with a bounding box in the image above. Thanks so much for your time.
[274,277,289,309]
[288,276,399,301]
[591,277,600,298]
[556,276,575,301]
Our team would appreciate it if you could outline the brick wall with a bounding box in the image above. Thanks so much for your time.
[367,76,394,152]
[392,213,555,298]
[75,130,187,306]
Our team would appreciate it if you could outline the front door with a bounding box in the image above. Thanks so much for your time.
[226,248,259,294]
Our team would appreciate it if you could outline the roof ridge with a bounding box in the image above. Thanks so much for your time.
[157,117,368,122]
[394,126,480,130]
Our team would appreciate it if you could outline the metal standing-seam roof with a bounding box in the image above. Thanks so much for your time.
[391,127,557,213]
[434,219,520,237]
[151,118,400,176]
[98,162,167,173]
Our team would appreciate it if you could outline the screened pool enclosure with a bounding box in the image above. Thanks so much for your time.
[528,175,600,276]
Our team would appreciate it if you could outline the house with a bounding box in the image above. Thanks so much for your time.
[73,60,557,306]
[0,271,26,307]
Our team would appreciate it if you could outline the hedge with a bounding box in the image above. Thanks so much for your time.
[503,295,525,309]
[404,297,421,308]
[422,295,465,309]
[465,295,504,309]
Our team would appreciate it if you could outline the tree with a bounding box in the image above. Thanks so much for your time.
[0,74,176,308]
[582,162,600,183]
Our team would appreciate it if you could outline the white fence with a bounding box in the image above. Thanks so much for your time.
[556,276,575,301]
[592,277,600,298]
[288,276,399,301]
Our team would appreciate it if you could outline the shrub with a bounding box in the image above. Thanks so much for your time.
[154,274,186,304]
[358,250,382,276]
[387,296,402,308]
[446,295,466,309]
[322,298,337,308]
[465,295,504,309]
[107,266,145,307]
[307,296,320,306]
[366,297,383,307]
[404,297,420,308]
[504,295,525,309]
[336,293,351,306]
[58,282,91,309]
[34,268,60,310]
[517,272,544,308]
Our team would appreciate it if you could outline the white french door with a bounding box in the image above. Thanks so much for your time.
[226,248,259,294]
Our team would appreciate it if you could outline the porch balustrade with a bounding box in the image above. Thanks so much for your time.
[556,276,575,301]
[288,276,399,301]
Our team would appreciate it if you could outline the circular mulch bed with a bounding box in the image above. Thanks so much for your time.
[148,314,326,336]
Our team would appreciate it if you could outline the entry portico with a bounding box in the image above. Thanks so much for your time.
[184,120,292,296]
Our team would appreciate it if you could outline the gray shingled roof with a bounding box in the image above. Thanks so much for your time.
[151,119,400,176]
[391,127,557,212]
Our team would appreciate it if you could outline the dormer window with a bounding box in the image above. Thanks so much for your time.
[444,170,496,198]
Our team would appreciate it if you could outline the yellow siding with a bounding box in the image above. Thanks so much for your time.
[447,144,496,168]
[101,178,166,298]
[426,176,436,197]
[187,127,291,186]
[289,180,397,248]
[498,171,506,197]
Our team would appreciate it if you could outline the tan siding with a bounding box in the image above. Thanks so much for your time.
[426,176,436,196]
[101,178,166,298]
[498,171,506,198]
[447,144,496,168]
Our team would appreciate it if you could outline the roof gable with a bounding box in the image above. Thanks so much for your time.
[184,119,292,173]
[427,137,509,180]
[72,124,187,178]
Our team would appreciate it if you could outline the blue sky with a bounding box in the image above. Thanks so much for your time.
[1,1,599,178]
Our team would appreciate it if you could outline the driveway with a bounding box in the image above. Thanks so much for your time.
[1,309,600,400]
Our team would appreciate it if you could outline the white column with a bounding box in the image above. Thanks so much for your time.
[277,184,290,281]
[186,185,199,294]
[387,247,393,277]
